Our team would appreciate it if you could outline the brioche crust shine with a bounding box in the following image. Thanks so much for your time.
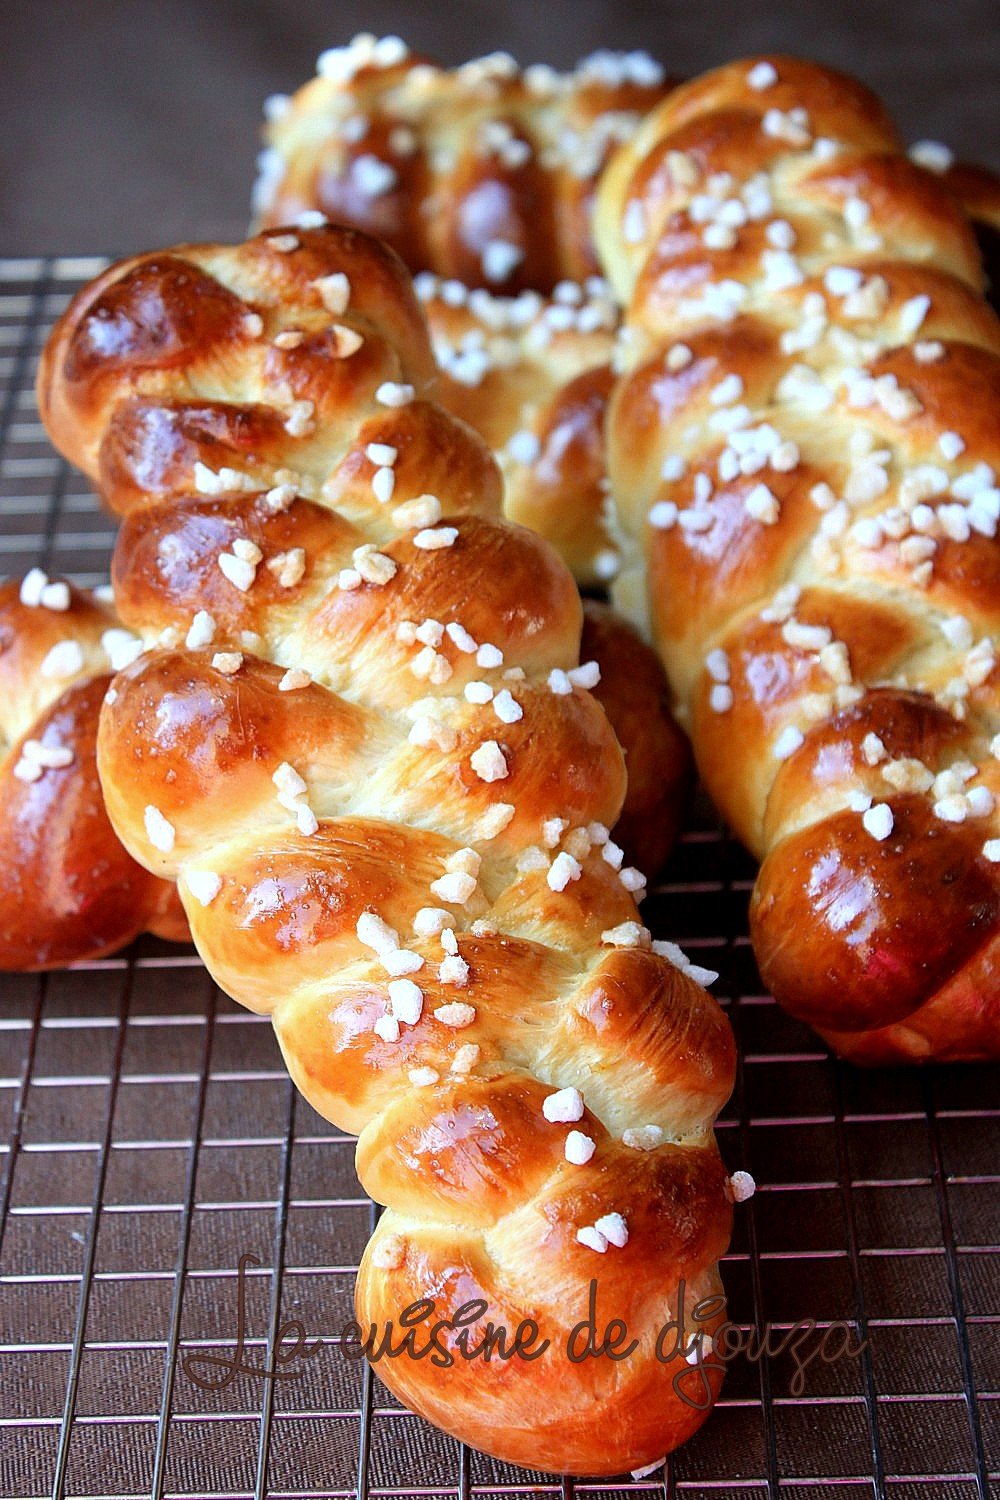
[38,224,734,1474]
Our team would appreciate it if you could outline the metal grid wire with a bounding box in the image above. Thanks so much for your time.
[0,257,997,1500]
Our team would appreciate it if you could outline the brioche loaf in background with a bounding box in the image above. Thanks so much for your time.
[0,574,185,968]
[255,36,672,293]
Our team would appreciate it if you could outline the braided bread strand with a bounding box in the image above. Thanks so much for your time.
[596,56,1000,1063]
[255,37,670,294]
[39,225,735,1474]
[0,575,185,967]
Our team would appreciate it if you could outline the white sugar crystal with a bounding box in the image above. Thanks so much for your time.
[481,239,524,283]
[430,871,477,905]
[594,1211,629,1247]
[375,381,415,408]
[434,1001,475,1028]
[101,628,143,671]
[565,1130,597,1165]
[470,740,508,782]
[910,139,954,173]
[413,526,458,550]
[374,1013,400,1044]
[212,651,243,675]
[39,580,70,610]
[729,1170,756,1202]
[601,921,650,948]
[353,154,397,196]
[144,804,175,853]
[366,442,397,467]
[314,272,350,314]
[438,955,471,987]
[413,907,451,937]
[272,761,307,799]
[450,1043,480,1074]
[745,483,780,524]
[218,552,256,591]
[388,978,423,1026]
[446,622,478,654]
[547,851,582,892]
[357,911,399,954]
[773,724,804,760]
[966,786,995,817]
[393,494,441,530]
[381,948,424,977]
[185,610,215,649]
[185,871,222,907]
[492,688,523,723]
[568,660,601,690]
[542,1087,584,1123]
[747,60,778,90]
[507,429,541,464]
[862,803,894,841]
[445,847,481,876]
[650,501,678,530]
[706,647,730,682]
[19,568,48,606]
[372,466,396,503]
[41,640,85,679]
[296,804,319,837]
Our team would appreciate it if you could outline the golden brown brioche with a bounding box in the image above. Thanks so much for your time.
[596,56,1000,1064]
[254,36,670,293]
[581,601,691,876]
[0,574,186,968]
[417,271,621,585]
[38,224,735,1475]
[0,584,678,971]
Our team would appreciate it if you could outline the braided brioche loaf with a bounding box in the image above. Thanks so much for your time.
[595,56,1000,1064]
[0,574,185,968]
[255,35,670,294]
[38,225,735,1474]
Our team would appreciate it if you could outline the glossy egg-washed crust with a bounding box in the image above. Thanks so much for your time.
[254,36,671,294]
[2,235,683,972]
[37,225,734,1474]
[0,580,185,967]
[0,587,683,969]
[418,271,622,587]
[596,55,1000,1063]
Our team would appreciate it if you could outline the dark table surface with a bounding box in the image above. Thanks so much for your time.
[2,0,998,256]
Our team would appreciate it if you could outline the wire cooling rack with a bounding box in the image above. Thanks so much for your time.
[0,257,997,1500]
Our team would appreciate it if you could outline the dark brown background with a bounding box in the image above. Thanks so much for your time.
[2,0,998,255]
